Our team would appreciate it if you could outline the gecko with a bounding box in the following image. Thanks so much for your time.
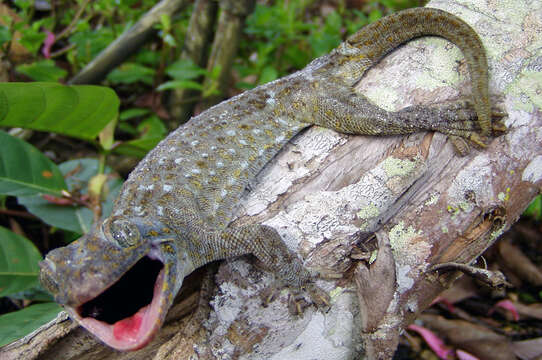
[39,7,505,351]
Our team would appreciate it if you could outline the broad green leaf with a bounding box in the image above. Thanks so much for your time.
[0,82,119,140]
[0,302,62,347]
[16,60,67,82]
[9,284,54,302]
[0,131,66,197]
[0,226,42,297]
[18,159,123,234]
[107,63,155,85]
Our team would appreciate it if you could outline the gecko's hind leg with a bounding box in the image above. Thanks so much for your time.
[310,90,507,156]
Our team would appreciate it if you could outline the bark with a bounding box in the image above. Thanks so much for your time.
[68,0,189,85]
[2,0,541,359]
[167,0,218,128]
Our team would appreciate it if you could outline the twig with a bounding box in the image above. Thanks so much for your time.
[69,0,189,85]
[55,0,91,41]
[0,209,38,219]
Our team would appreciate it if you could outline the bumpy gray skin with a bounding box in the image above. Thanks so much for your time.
[39,8,503,351]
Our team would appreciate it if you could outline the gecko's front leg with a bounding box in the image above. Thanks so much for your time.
[205,224,331,313]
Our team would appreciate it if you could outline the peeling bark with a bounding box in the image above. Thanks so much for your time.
[2,0,541,359]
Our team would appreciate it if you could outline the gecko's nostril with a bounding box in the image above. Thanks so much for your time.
[39,259,60,295]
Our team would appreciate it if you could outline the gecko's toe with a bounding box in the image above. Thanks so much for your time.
[287,283,331,315]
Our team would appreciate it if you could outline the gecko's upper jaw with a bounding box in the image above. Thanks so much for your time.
[74,256,166,351]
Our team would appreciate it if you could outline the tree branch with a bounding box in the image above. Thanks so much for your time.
[2,0,540,359]
[68,0,189,85]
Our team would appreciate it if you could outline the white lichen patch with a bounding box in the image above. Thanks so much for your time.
[522,155,542,183]
[256,153,426,250]
[206,259,360,360]
[388,221,431,293]
[447,154,493,211]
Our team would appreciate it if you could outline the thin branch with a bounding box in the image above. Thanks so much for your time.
[69,0,189,85]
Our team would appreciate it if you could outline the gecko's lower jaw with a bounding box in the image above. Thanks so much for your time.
[73,256,168,351]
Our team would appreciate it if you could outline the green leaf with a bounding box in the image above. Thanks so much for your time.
[18,27,46,54]
[9,284,54,302]
[0,131,66,197]
[258,66,278,85]
[165,58,207,80]
[137,115,167,139]
[523,195,541,220]
[119,108,150,121]
[18,159,123,234]
[107,63,155,85]
[69,28,115,65]
[114,137,163,158]
[16,60,67,82]
[0,226,42,297]
[0,82,119,140]
[0,302,62,347]
[157,80,203,91]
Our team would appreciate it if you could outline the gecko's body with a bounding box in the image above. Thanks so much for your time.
[40,8,504,351]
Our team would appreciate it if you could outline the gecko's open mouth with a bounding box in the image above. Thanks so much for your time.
[74,256,166,351]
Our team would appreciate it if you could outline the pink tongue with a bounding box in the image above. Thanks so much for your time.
[113,305,148,341]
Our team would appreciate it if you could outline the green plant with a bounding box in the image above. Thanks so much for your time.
[0,82,123,344]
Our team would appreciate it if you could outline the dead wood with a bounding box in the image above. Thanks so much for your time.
[1,0,541,359]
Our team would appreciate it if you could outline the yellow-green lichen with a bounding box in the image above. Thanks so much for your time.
[357,204,381,220]
[389,221,423,254]
[506,71,542,112]
[424,193,439,206]
[382,157,418,178]
[497,187,511,202]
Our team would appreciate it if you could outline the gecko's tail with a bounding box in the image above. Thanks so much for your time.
[347,7,491,136]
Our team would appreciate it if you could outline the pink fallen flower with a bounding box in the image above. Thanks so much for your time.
[407,324,454,360]
[42,30,55,58]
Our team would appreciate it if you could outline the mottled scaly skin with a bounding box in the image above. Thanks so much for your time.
[40,8,505,351]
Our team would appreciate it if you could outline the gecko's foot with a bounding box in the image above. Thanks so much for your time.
[261,282,331,315]
[287,283,331,315]
[437,95,507,155]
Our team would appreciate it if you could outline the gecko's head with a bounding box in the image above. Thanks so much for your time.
[39,216,191,351]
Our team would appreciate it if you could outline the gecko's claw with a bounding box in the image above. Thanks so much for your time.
[287,283,331,316]
[304,283,331,312]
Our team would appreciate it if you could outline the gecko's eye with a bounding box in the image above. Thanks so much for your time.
[103,217,141,248]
